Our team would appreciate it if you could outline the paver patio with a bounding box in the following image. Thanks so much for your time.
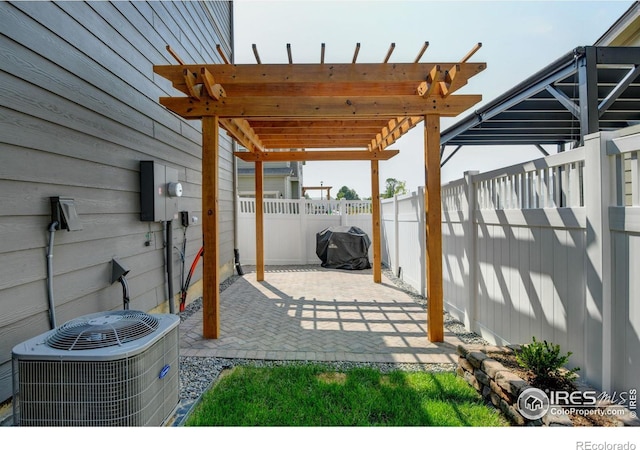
[180,266,463,364]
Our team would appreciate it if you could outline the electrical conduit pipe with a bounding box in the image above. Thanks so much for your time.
[46,221,59,329]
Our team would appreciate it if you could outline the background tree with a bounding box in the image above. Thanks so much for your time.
[382,178,407,198]
[336,185,360,200]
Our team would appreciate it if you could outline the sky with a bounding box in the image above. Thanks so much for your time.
[232,0,634,198]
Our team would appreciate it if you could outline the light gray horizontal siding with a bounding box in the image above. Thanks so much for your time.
[0,1,234,402]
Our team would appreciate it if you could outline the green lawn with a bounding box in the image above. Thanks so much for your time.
[185,364,509,426]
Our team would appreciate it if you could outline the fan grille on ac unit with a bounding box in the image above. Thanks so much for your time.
[46,310,160,350]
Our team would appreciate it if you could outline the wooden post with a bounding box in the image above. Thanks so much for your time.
[202,116,220,339]
[371,160,382,283]
[255,160,265,281]
[424,114,444,342]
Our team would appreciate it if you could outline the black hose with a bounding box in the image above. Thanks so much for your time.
[46,221,59,329]
[179,228,187,297]
[120,277,130,310]
[166,220,175,314]
[234,248,244,276]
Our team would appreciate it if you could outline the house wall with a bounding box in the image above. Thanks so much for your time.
[0,1,234,403]
[238,175,289,198]
[237,160,303,199]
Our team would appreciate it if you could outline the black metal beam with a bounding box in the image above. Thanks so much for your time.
[598,64,640,117]
[578,46,600,142]
[596,46,640,64]
[534,144,550,156]
[441,45,640,150]
[440,47,581,144]
[441,145,462,167]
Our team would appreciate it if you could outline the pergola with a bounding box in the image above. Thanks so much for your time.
[302,185,332,200]
[154,42,485,342]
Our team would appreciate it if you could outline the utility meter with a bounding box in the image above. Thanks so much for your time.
[167,182,183,198]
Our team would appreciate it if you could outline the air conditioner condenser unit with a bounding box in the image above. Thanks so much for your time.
[12,310,180,426]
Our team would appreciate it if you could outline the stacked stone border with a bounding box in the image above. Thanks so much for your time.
[456,344,640,427]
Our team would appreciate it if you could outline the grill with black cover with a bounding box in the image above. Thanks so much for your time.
[315,225,371,270]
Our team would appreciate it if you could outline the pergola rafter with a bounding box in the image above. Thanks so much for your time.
[154,42,485,343]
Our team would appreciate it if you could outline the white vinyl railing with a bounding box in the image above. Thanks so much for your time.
[237,198,372,215]
[472,149,586,210]
[236,198,373,265]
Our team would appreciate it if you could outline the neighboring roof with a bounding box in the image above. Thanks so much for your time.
[595,1,640,46]
[440,46,640,152]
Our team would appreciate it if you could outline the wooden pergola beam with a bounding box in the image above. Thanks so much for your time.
[252,44,262,64]
[215,44,230,64]
[414,41,429,63]
[234,149,399,162]
[258,138,374,148]
[259,133,378,141]
[352,43,361,63]
[221,81,436,97]
[253,126,386,136]
[219,118,265,152]
[249,119,389,129]
[460,42,482,63]
[159,94,482,119]
[370,116,423,151]
[154,62,485,85]
[383,43,395,63]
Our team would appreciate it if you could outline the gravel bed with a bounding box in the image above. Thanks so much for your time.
[173,264,489,425]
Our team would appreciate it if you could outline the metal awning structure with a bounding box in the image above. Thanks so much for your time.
[440,46,640,165]
[154,42,485,341]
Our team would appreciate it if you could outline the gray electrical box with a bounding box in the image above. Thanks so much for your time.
[50,197,82,231]
[140,161,183,222]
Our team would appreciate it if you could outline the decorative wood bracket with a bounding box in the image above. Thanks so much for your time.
[417,65,443,98]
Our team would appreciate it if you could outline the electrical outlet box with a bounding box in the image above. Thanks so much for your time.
[50,197,82,231]
[140,161,182,222]
[180,211,189,228]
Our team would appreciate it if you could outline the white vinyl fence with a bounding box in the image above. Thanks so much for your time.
[236,198,373,265]
[381,124,640,394]
[380,189,426,295]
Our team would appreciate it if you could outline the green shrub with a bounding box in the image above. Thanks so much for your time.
[515,337,580,388]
